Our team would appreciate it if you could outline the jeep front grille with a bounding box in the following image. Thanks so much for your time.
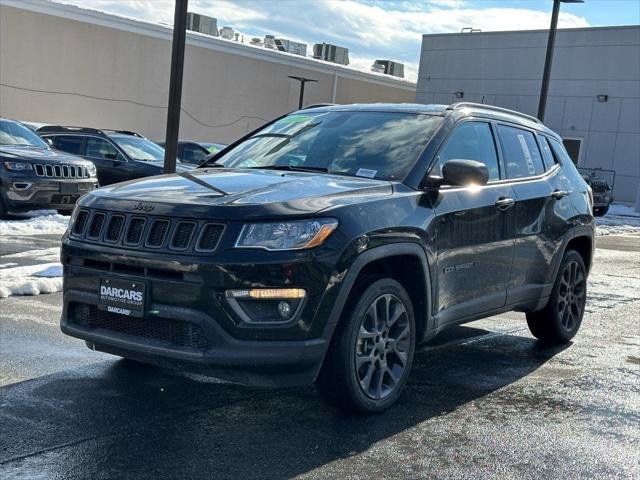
[34,163,90,178]
[70,208,225,255]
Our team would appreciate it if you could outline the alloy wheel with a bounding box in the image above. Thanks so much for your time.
[354,294,411,400]
[557,260,586,331]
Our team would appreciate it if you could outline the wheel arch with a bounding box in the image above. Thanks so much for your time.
[321,243,433,347]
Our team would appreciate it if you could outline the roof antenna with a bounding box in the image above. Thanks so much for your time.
[481,95,485,104]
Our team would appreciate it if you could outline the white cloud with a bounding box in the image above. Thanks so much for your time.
[61,0,590,82]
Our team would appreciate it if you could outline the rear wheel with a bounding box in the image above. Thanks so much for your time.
[317,278,415,413]
[593,205,609,217]
[526,250,587,344]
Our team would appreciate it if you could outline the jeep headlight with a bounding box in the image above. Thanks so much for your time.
[86,163,97,177]
[236,219,338,251]
[3,161,33,171]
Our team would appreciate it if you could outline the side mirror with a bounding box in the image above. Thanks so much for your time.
[441,159,489,187]
[104,153,118,161]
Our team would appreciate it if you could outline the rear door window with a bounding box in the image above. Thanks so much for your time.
[497,125,545,179]
[48,135,84,155]
[432,121,500,181]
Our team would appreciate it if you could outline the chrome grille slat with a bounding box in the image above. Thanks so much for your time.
[69,209,225,255]
[31,163,86,178]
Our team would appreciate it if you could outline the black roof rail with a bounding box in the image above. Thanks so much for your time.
[104,129,144,138]
[447,102,542,124]
[301,103,335,110]
[37,125,107,135]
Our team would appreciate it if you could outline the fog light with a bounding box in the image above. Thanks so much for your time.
[226,288,306,299]
[278,301,291,318]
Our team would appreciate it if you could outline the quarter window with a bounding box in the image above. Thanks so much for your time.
[537,136,558,171]
[497,125,545,179]
[432,122,500,181]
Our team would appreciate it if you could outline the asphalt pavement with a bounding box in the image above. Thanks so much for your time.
[1,233,639,479]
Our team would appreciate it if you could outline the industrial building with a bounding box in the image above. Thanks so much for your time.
[417,26,640,203]
[0,0,415,144]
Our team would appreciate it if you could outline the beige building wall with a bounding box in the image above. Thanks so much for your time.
[0,1,415,144]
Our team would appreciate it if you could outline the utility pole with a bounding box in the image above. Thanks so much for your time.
[163,0,188,174]
[537,0,584,121]
[288,76,318,109]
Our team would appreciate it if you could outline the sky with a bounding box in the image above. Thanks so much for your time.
[63,0,640,81]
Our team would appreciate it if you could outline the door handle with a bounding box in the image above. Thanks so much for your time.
[495,197,515,211]
[551,189,569,200]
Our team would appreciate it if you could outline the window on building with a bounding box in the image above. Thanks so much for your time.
[562,138,582,165]
[497,125,545,179]
[432,121,500,181]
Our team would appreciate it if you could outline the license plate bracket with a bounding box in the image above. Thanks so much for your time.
[60,183,79,194]
[98,278,146,317]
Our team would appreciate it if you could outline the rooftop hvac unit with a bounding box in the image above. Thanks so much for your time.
[264,35,277,49]
[313,43,349,65]
[274,38,308,56]
[186,12,218,36]
[220,26,235,40]
[373,60,405,78]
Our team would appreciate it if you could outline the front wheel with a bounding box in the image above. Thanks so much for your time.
[317,278,416,413]
[526,250,587,344]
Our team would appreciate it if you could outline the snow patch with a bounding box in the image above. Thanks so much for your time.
[0,262,63,299]
[595,203,640,237]
[0,214,69,236]
[5,247,61,262]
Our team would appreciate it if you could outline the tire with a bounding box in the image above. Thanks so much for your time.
[317,278,416,413]
[0,197,8,219]
[593,205,609,217]
[526,250,587,345]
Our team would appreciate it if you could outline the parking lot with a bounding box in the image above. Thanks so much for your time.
[1,220,639,479]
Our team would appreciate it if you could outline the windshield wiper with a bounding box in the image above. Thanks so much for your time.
[246,165,329,173]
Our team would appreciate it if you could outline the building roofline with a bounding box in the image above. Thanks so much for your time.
[3,0,416,91]
[422,24,640,38]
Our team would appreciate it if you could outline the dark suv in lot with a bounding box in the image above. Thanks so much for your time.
[0,118,98,218]
[38,126,190,186]
[60,103,594,412]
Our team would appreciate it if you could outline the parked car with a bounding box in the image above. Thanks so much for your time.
[0,118,98,218]
[60,103,594,412]
[38,126,191,186]
[578,167,614,216]
[157,140,227,165]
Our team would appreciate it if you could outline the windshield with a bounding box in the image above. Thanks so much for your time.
[111,136,165,161]
[0,120,49,148]
[211,111,442,181]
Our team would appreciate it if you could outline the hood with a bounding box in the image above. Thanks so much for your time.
[141,160,194,172]
[82,168,393,219]
[0,145,92,165]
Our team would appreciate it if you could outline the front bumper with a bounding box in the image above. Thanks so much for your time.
[3,178,97,211]
[60,236,345,387]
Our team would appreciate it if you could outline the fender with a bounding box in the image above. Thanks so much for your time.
[319,242,433,345]
[548,224,595,286]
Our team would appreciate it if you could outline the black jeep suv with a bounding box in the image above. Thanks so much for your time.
[0,118,98,218]
[60,103,594,412]
[38,126,191,186]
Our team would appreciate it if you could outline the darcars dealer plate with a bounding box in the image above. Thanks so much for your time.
[98,278,145,317]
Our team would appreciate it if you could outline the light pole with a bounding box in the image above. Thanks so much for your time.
[163,0,188,174]
[288,76,318,109]
[537,0,584,121]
